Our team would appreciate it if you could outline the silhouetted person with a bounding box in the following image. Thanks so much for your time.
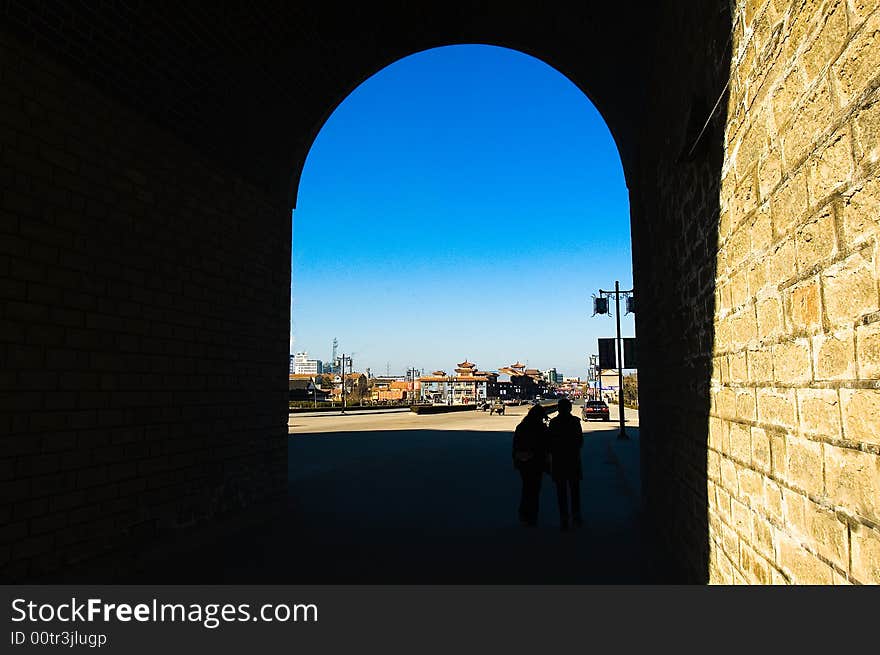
[548,398,583,531]
[512,404,548,526]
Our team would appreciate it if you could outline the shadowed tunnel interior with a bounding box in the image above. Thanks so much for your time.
[0,2,733,583]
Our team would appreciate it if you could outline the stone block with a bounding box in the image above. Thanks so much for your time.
[852,92,880,171]
[850,524,880,584]
[772,338,813,384]
[771,65,806,132]
[801,0,848,84]
[802,499,849,570]
[824,445,880,524]
[721,455,739,493]
[758,154,782,202]
[812,329,855,380]
[821,250,878,327]
[771,170,809,237]
[782,79,834,168]
[797,387,842,437]
[840,388,880,446]
[777,534,835,584]
[716,387,737,420]
[727,224,753,271]
[739,541,772,584]
[832,9,880,108]
[732,497,752,535]
[795,205,837,273]
[807,129,853,205]
[764,477,785,523]
[748,258,769,295]
[709,415,725,451]
[840,177,880,247]
[732,171,761,230]
[722,521,740,562]
[748,348,774,382]
[752,426,772,474]
[751,512,776,562]
[738,466,764,508]
[757,295,784,339]
[730,422,753,463]
[856,320,880,378]
[849,0,878,24]
[732,270,752,309]
[783,486,807,529]
[759,387,798,430]
[736,388,757,421]
[784,434,825,496]
[730,351,749,382]
[708,449,722,483]
[732,307,759,346]
[786,278,823,333]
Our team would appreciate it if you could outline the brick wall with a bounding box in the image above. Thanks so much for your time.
[634,0,732,583]
[707,0,880,584]
[3,1,876,584]
[0,31,289,579]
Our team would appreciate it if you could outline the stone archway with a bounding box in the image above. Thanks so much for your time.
[2,2,878,584]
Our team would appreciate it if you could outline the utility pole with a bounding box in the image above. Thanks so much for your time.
[340,352,346,414]
[596,280,634,440]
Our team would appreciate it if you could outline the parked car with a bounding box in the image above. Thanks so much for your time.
[582,400,610,421]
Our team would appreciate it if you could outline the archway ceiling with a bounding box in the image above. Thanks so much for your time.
[5,2,660,203]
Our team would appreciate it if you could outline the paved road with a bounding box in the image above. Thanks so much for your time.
[87,404,651,583]
[199,405,648,583]
[289,402,639,433]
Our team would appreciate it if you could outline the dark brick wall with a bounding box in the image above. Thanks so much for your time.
[632,2,732,583]
[1,1,734,581]
[0,30,289,579]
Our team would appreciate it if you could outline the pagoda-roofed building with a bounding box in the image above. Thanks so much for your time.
[418,360,498,405]
[495,361,549,401]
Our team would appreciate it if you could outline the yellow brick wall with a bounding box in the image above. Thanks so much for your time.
[711,0,880,584]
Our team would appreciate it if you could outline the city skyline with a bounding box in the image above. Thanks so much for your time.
[290,44,635,376]
[290,347,586,378]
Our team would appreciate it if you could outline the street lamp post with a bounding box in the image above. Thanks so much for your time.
[596,280,634,440]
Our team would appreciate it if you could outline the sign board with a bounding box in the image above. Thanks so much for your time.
[598,338,617,369]
[623,337,638,369]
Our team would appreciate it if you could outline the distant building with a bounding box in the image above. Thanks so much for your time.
[292,351,322,375]
[419,360,498,405]
[542,368,561,384]
[496,362,549,400]
[288,377,328,402]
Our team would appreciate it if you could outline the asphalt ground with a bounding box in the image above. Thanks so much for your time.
[62,404,650,583]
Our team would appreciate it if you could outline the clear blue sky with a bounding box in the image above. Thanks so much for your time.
[291,44,634,378]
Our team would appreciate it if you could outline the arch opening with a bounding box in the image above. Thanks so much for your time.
[285,44,644,583]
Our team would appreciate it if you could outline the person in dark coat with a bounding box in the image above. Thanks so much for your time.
[512,404,549,526]
[548,398,584,531]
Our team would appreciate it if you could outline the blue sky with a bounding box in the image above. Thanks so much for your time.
[291,44,634,378]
